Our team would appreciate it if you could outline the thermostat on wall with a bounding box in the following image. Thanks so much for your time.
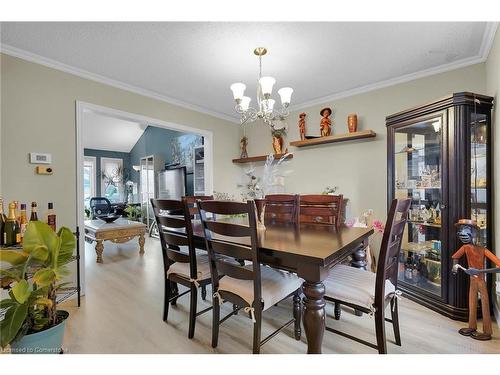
[30,152,52,164]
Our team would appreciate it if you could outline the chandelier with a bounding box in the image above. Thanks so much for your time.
[230,47,293,129]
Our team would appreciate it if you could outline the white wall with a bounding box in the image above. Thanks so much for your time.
[485,27,500,325]
[243,63,486,235]
[0,53,241,229]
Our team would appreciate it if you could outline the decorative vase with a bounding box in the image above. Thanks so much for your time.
[348,113,358,133]
[272,135,284,154]
[9,310,69,354]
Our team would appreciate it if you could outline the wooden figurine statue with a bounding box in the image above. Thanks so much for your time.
[320,107,332,137]
[240,136,248,159]
[298,112,306,140]
[451,219,500,341]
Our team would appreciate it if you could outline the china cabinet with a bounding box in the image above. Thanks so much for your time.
[386,92,493,321]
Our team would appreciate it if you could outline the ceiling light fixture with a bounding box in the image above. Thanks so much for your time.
[230,47,293,130]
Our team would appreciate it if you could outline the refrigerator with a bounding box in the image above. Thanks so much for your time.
[157,166,187,200]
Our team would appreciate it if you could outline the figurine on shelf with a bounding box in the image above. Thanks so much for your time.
[451,219,500,341]
[298,112,306,140]
[270,124,288,155]
[240,136,248,159]
[320,107,332,137]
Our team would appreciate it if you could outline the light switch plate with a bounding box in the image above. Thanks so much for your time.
[30,152,52,164]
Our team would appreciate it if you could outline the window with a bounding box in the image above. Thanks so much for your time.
[100,157,124,203]
[83,156,96,208]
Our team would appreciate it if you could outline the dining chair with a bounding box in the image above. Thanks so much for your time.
[89,197,113,219]
[197,199,303,354]
[150,198,213,339]
[263,194,299,224]
[323,198,411,354]
[299,194,344,228]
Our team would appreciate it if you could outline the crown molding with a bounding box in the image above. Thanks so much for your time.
[0,44,239,124]
[478,22,499,60]
[291,22,499,112]
[2,22,497,121]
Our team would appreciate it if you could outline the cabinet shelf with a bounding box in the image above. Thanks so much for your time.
[232,153,293,164]
[290,130,376,147]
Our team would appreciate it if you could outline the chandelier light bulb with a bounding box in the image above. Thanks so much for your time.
[240,96,251,111]
[258,76,276,97]
[264,99,275,114]
[230,82,246,101]
[278,87,293,106]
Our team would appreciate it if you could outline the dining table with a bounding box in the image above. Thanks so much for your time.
[165,217,373,354]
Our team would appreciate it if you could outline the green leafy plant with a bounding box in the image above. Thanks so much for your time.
[0,221,76,348]
[124,204,142,221]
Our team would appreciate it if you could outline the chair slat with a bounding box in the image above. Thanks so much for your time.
[216,260,254,280]
[166,248,190,263]
[205,220,250,237]
[156,215,186,229]
[198,200,248,215]
[161,231,189,247]
[210,240,252,261]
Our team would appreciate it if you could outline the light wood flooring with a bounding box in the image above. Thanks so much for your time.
[59,237,500,354]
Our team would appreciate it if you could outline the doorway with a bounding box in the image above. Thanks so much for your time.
[75,101,213,295]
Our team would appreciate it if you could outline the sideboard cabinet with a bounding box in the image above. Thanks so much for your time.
[386,92,494,321]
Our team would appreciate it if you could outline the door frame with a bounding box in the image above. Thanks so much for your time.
[76,101,214,295]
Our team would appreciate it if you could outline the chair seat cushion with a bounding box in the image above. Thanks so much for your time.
[218,266,303,311]
[324,265,395,309]
[167,253,211,282]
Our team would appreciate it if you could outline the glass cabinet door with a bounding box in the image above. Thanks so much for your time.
[393,116,443,297]
[470,113,488,246]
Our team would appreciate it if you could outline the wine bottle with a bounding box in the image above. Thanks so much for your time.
[19,203,28,241]
[0,197,6,246]
[46,202,56,231]
[30,202,39,221]
[4,202,21,246]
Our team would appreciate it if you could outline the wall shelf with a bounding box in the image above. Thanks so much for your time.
[290,130,376,147]
[232,153,293,164]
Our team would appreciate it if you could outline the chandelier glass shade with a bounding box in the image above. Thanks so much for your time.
[230,48,293,129]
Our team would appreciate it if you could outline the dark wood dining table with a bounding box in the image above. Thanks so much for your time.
[167,219,373,354]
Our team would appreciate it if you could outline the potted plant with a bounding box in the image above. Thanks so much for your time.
[0,221,76,354]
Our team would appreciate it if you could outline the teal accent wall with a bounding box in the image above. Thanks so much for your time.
[129,126,202,195]
[83,148,131,196]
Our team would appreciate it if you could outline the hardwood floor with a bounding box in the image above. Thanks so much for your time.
[59,237,500,354]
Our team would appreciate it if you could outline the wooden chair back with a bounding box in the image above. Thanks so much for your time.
[150,198,198,279]
[197,200,262,308]
[264,194,299,224]
[299,194,344,227]
[183,195,213,217]
[375,198,411,307]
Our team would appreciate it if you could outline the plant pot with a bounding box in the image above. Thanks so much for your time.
[10,310,69,354]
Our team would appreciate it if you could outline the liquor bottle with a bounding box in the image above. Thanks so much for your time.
[46,202,56,231]
[19,203,28,241]
[0,197,6,246]
[14,201,21,224]
[30,202,39,221]
[4,202,21,246]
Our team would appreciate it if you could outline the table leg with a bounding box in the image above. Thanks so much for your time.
[302,280,326,354]
[138,234,145,255]
[95,240,104,263]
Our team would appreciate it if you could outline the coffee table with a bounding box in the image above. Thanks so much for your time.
[84,218,147,263]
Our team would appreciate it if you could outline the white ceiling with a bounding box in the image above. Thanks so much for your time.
[82,110,147,152]
[1,22,497,122]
